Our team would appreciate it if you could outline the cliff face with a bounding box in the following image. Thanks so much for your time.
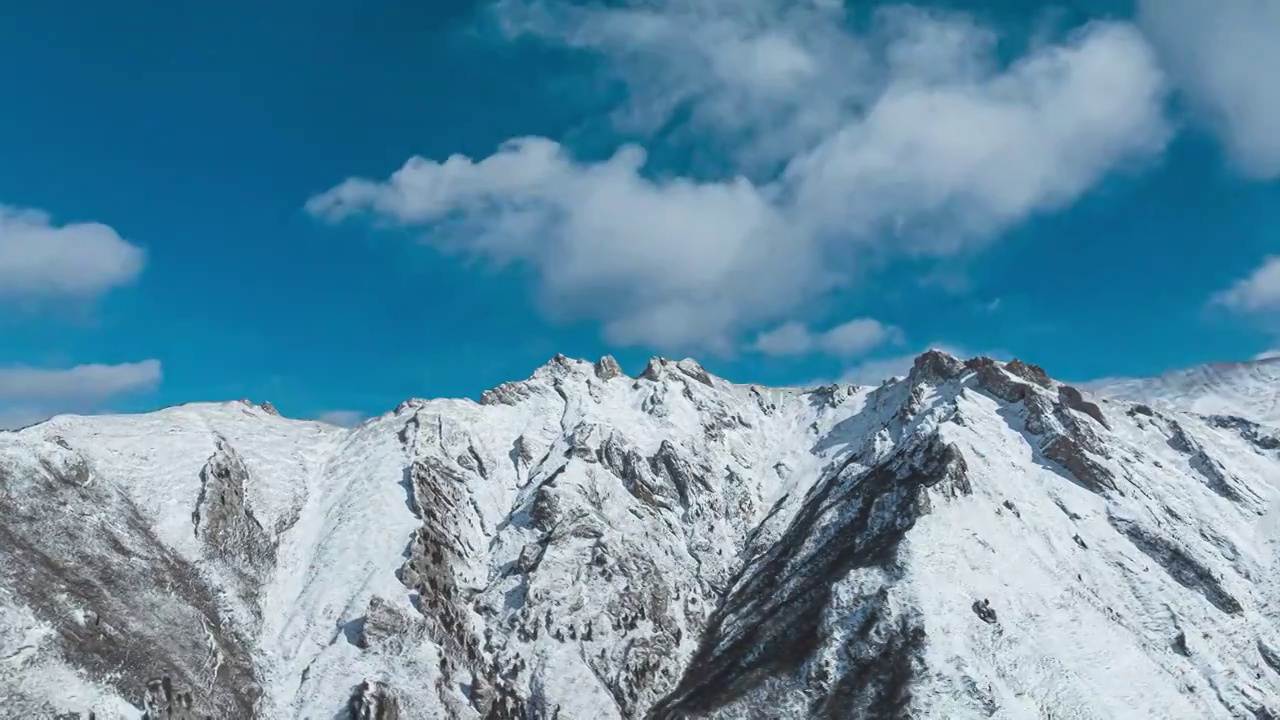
[2,353,1280,719]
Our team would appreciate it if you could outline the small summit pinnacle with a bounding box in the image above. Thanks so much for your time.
[675,359,714,387]
[640,357,668,381]
[909,350,964,384]
[594,356,624,381]
[1005,359,1052,388]
[260,401,280,416]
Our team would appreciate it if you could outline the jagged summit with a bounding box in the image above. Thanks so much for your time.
[3,351,1279,718]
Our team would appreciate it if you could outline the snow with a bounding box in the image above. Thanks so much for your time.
[1091,356,1280,423]
[2,353,1280,717]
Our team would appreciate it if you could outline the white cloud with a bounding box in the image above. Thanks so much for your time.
[316,410,367,428]
[752,318,901,357]
[495,0,872,170]
[0,206,146,298]
[311,4,1170,352]
[1138,0,1280,179]
[0,360,162,430]
[783,21,1169,253]
[310,139,809,351]
[1213,256,1280,312]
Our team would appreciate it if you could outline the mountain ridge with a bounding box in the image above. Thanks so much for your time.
[2,351,1279,719]
[1089,355,1280,425]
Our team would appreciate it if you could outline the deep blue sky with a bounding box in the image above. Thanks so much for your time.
[2,0,1278,424]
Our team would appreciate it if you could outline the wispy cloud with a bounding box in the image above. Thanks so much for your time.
[0,360,162,430]
[311,3,1170,352]
[1138,0,1280,179]
[0,206,145,299]
[1212,256,1280,313]
[316,410,367,428]
[751,318,902,357]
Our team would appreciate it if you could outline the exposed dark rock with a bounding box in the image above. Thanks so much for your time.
[348,680,400,720]
[676,359,714,387]
[594,355,625,381]
[480,382,535,406]
[652,435,968,718]
[193,439,275,575]
[906,348,962,384]
[259,401,280,416]
[911,350,965,383]
[1005,359,1052,388]
[141,675,209,720]
[968,358,1033,404]
[1166,421,1247,503]
[0,444,261,718]
[808,384,858,409]
[1042,435,1117,494]
[1206,415,1280,452]
[358,596,416,650]
[639,357,667,382]
[1111,518,1242,615]
[515,541,545,575]
[1172,631,1191,657]
[971,599,998,625]
[394,439,527,718]
[649,440,711,510]
[1057,385,1110,430]
[1128,404,1156,418]
[1259,640,1280,676]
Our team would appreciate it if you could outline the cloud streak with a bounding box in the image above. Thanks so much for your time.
[0,206,146,299]
[0,360,162,430]
[752,318,902,357]
[316,410,367,428]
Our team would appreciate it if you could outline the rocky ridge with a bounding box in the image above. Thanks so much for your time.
[0,352,1278,718]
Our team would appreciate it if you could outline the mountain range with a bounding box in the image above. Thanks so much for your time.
[2,351,1279,719]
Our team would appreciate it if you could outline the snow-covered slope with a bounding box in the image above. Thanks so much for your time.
[1091,356,1280,424]
[2,352,1280,719]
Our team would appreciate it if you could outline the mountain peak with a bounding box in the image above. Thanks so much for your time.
[594,355,625,381]
[6,352,1280,718]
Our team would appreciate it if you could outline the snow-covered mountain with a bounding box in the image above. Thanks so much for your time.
[1090,356,1280,424]
[3,352,1280,719]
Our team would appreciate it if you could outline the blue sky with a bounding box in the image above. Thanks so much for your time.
[2,0,1279,427]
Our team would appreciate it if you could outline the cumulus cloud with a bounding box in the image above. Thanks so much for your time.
[309,139,809,350]
[311,3,1170,352]
[0,359,162,429]
[0,206,146,298]
[1138,0,1280,179]
[752,318,901,357]
[1213,256,1280,312]
[316,410,367,428]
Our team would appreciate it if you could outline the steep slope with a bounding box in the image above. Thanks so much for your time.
[2,353,1279,719]
[1091,356,1280,423]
